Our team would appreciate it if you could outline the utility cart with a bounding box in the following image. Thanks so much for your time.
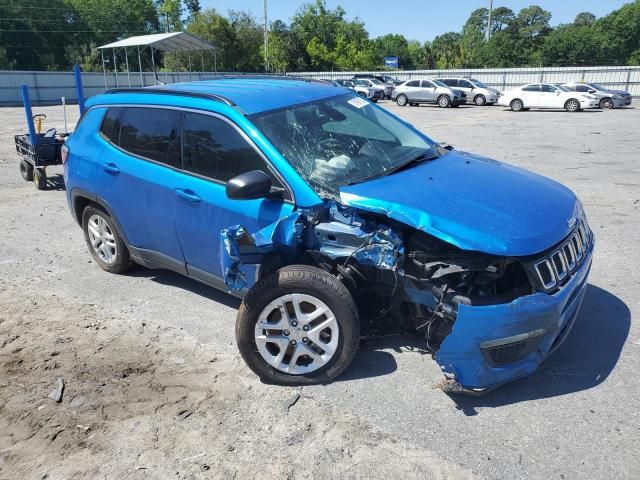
[15,126,67,190]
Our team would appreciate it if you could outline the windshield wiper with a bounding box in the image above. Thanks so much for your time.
[384,152,436,176]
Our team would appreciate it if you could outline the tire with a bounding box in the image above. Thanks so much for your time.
[19,160,33,181]
[236,265,360,386]
[474,94,486,106]
[599,97,614,109]
[396,94,408,106]
[510,99,524,112]
[565,98,581,112]
[33,168,46,190]
[81,205,133,274]
[437,95,451,108]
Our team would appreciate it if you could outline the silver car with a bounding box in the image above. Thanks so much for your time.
[434,77,501,106]
[391,79,464,107]
[354,78,393,99]
[561,82,631,109]
[352,79,383,102]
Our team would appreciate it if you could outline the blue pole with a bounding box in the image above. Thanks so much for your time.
[20,85,38,146]
[74,64,86,115]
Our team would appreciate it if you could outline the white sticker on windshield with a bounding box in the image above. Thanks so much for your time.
[347,97,369,109]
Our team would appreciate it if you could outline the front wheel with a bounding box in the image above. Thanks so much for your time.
[599,98,614,109]
[565,98,581,112]
[510,99,524,111]
[396,94,408,106]
[236,265,360,386]
[474,94,486,106]
[438,95,451,108]
[33,168,46,190]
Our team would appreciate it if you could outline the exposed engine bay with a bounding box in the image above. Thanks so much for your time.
[221,200,534,361]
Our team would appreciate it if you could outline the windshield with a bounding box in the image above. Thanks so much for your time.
[469,78,488,88]
[556,85,571,92]
[588,83,606,91]
[354,80,369,87]
[371,79,384,85]
[250,93,438,197]
[432,80,447,88]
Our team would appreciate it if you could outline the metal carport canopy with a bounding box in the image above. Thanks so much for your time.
[98,32,215,52]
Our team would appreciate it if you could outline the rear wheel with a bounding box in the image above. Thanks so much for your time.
[396,94,408,106]
[82,205,133,274]
[565,98,581,112]
[437,95,451,108]
[474,94,487,106]
[19,160,33,181]
[599,97,614,109]
[236,265,360,385]
[510,99,524,112]
[33,168,46,190]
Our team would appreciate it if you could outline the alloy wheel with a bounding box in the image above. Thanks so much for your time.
[87,214,118,264]
[254,293,339,375]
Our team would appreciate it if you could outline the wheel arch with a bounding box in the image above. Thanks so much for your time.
[71,188,131,246]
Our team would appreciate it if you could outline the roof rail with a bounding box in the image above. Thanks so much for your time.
[104,87,236,106]
[212,74,327,84]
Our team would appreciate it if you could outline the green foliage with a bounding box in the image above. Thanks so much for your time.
[1,0,640,72]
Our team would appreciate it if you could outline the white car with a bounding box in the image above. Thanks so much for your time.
[498,83,598,112]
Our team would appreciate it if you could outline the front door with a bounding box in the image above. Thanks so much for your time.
[173,111,293,287]
[420,80,438,102]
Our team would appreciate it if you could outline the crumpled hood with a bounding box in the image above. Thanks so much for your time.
[340,150,579,256]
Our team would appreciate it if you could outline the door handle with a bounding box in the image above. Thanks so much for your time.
[102,163,120,174]
[175,188,201,203]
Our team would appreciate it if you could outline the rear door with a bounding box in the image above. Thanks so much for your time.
[173,111,293,285]
[520,84,541,107]
[403,80,421,101]
[96,106,185,268]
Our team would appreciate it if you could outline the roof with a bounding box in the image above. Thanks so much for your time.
[98,32,215,52]
[102,78,348,115]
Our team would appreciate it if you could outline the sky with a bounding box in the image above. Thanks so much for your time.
[201,0,631,42]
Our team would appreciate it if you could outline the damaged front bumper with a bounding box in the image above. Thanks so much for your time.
[436,242,593,393]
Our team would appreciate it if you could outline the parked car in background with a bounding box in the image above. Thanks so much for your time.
[434,76,501,106]
[352,79,382,102]
[352,77,393,99]
[352,73,398,85]
[561,82,631,109]
[499,83,598,112]
[392,79,464,107]
[333,79,356,90]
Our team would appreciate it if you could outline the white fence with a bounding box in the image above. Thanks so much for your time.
[0,66,638,105]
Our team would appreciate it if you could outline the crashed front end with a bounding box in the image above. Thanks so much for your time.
[220,191,594,393]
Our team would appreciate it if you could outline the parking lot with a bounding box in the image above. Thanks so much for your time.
[1,101,639,479]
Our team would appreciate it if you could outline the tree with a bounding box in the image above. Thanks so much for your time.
[158,0,183,32]
[431,32,463,69]
[229,10,263,71]
[540,24,606,66]
[574,12,596,27]
[597,0,640,64]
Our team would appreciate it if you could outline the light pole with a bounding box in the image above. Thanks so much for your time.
[263,0,269,72]
[486,0,493,41]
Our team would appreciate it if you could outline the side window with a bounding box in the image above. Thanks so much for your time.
[522,85,540,92]
[442,79,457,87]
[100,108,121,144]
[182,113,283,188]
[421,80,434,88]
[117,108,182,167]
[406,80,419,87]
[575,85,589,92]
[459,80,473,88]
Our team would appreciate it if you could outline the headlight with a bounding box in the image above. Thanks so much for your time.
[614,94,623,99]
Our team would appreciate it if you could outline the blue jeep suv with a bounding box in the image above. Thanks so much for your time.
[63,77,593,392]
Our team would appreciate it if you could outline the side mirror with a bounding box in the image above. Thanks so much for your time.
[588,89,596,94]
[226,170,272,200]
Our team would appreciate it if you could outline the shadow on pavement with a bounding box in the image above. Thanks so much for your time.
[448,284,629,415]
